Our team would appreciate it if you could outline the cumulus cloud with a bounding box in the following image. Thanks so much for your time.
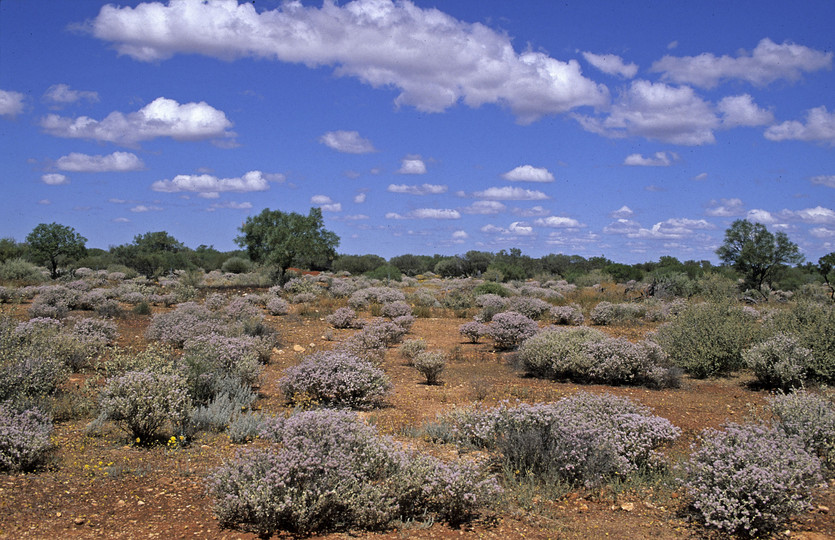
[791,206,835,224]
[397,157,427,175]
[623,151,678,166]
[208,201,253,211]
[452,230,469,241]
[0,89,25,117]
[717,94,774,127]
[89,0,608,123]
[509,222,534,236]
[459,200,506,215]
[604,217,714,239]
[387,183,446,195]
[764,106,835,145]
[311,195,342,212]
[574,80,718,145]
[354,192,367,203]
[534,216,584,228]
[651,38,832,89]
[501,165,554,182]
[151,170,281,197]
[746,209,779,224]
[41,173,69,185]
[472,186,549,201]
[706,198,745,217]
[387,208,460,219]
[56,151,144,172]
[318,130,376,153]
[810,227,835,238]
[514,205,550,218]
[42,84,99,106]
[41,97,234,147]
[610,205,634,218]
[581,52,638,78]
[811,175,835,188]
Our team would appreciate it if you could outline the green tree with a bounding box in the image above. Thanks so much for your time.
[25,222,87,279]
[235,207,339,280]
[111,231,194,277]
[716,219,804,298]
[818,252,835,301]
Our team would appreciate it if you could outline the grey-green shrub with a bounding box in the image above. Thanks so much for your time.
[413,350,446,385]
[398,338,427,364]
[762,302,835,383]
[769,390,835,473]
[0,402,53,472]
[97,370,191,441]
[654,301,761,378]
[743,333,811,389]
[517,326,607,379]
[589,301,645,325]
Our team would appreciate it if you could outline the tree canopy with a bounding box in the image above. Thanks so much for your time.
[25,222,87,279]
[716,219,804,297]
[235,207,339,278]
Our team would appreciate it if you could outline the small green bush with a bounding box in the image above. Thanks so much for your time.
[413,350,446,385]
[473,282,511,297]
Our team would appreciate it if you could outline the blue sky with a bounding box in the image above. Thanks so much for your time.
[1,0,834,264]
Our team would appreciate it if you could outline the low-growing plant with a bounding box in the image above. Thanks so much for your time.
[589,301,645,325]
[96,370,191,441]
[0,402,53,472]
[488,311,539,350]
[398,338,427,364]
[549,304,584,325]
[762,301,835,384]
[380,300,412,319]
[682,422,822,537]
[459,321,489,343]
[278,350,391,409]
[475,293,507,322]
[743,333,811,389]
[506,296,551,320]
[769,390,835,472]
[517,326,607,379]
[265,296,289,316]
[413,350,446,385]
[326,307,360,329]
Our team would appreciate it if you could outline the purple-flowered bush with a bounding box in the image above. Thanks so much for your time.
[459,321,490,343]
[549,304,585,326]
[326,307,361,329]
[0,402,53,472]
[278,350,391,409]
[769,390,835,473]
[380,300,412,319]
[209,409,500,535]
[743,333,811,390]
[488,311,539,350]
[683,422,822,537]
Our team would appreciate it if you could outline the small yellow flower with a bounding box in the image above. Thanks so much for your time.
[135,437,141,444]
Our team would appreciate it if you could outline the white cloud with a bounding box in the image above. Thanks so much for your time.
[311,195,334,204]
[693,172,708,181]
[41,173,69,185]
[387,183,446,195]
[0,89,25,117]
[717,94,774,127]
[460,200,506,215]
[43,84,99,106]
[472,186,549,201]
[706,198,745,217]
[746,209,779,224]
[764,106,835,145]
[397,157,427,175]
[112,217,129,222]
[792,206,835,224]
[581,52,638,78]
[354,192,367,203]
[574,80,718,145]
[38,199,51,205]
[624,151,677,166]
[452,230,469,241]
[130,205,163,212]
[318,130,376,153]
[514,205,550,217]
[56,151,144,172]
[480,224,506,234]
[151,170,280,196]
[534,216,584,228]
[604,217,713,238]
[651,38,832,89]
[311,195,342,212]
[610,205,634,218]
[386,208,460,220]
[810,227,835,238]
[811,175,835,188]
[545,230,600,247]
[89,0,608,123]
[41,97,235,147]
[208,201,252,211]
[509,222,534,236]
[501,165,554,182]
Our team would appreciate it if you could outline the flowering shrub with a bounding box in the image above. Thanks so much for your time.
[97,370,191,440]
[76,289,107,310]
[413,351,446,385]
[654,301,761,378]
[398,338,427,364]
[517,327,606,379]
[360,319,406,347]
[762,302,835,383]
[392,314,415,331]
[0,402,53,472]
[549,304,585,325]
[459,321,489,343]
[210,409,500,536]
[326,307,361,329]
[182,334,264,405]
[743,333,811,389]
[488,311,539,350]
[146,302,225,346]
[475,293,507,322]
[278,351,391,409]
[265,296,289,316]
[282,276,320,295]
[506,296,551,320]
[0,357,68,407]
[348,286,406,309]
[589,301,645,325]
[584,337,675,387]
[291,292,317,304]
[429,393,680,487]
[683,422,822,537]
[71,317,118,346]
[380,300,412,319]
[769,391,835,472]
